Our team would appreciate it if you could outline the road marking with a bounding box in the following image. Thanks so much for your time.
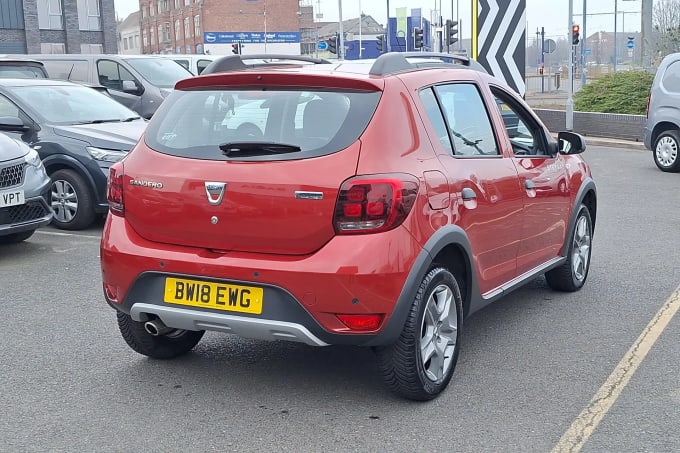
[552,285,680,453]
[35,230,101,239]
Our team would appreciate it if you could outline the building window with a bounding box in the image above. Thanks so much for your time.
[174,0,180,9]
[134,35,140,48]
[149,2,154,16]
[150,26,155,46]
[78,0,101,31]
[37,0,63,30]
[193,15,200,39]
[158,0,168,13]
[174,19,181,41]
[162,22,171,43]
[158,24,163,44]
[184,0,191,5]
[81,43,103,54]
[184,17,191,38]
[143,29,148,47]
[141,5,146,18]
[40,42,66,53]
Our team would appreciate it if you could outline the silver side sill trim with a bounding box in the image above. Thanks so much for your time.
[130,303,329,347]
[483,256,565,299]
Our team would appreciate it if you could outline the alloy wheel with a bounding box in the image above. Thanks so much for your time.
[51,179,78,223]
[572,214,591,282]
[420,284,458,383]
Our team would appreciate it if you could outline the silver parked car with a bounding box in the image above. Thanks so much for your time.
[644,52,680,172]
[0,131,52,243]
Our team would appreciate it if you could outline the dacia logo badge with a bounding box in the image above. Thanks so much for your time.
[205,182,226,205]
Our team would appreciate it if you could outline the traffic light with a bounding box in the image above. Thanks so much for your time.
[327,35,338,54]
[377,34,386,53]
[413,27,424,49]
[445,20,458,46]
[572,24,580,46]
[231,43,241,55]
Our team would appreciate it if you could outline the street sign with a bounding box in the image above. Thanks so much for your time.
[317,41,328,51]
[627,40,634,49]
[584,49,592,56]
[545,38,556,54]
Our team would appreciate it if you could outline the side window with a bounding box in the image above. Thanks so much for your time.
[196,59,211,74]
[0,95,20,118]
[174,59,190,71]
[419,87,453,154]
[42,60,88,82]
[97,60,137,91]
[491,86,548,156]
[434,83,499,156]
[661,61,680,93]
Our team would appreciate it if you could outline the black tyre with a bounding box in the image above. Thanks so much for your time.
[50,169,96,230]
[376,267,463,401]
[117,312,205,359]
[545,204,593,292]
[0,230,35,244]
[653,130,680,172]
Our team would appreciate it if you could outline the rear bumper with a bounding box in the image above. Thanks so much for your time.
[101,215,420,346]
[643,125,653,150]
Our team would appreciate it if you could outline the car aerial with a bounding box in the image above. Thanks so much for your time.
[0,130,52,243]
[0,78,146,230]
[100,53,597,401]
[644,52,680,172]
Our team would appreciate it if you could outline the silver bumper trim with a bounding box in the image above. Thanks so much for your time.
[129,303,329,347]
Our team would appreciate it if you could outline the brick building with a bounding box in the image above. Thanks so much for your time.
[0,0,117,54]
[140,0,306,55]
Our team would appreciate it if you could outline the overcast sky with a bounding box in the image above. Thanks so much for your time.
[114,0,645,41]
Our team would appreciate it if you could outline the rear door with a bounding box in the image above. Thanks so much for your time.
[418,82,524,295]
[122,83,382,255]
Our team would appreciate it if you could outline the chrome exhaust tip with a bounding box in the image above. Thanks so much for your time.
[144,319,172,336]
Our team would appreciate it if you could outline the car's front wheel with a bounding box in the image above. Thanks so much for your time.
[50,169,96,230]
[117,312,205,359]
[653,130,680,172]
[545,204,593,292]
[376,267,463,401]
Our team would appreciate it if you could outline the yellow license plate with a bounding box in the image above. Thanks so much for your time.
[164,277,263,315]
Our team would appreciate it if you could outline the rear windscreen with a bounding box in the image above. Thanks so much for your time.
[144,88,381,161]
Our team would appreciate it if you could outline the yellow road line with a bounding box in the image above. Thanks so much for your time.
[552,285,680,453]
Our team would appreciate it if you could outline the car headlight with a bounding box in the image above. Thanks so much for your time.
[25,148,43,168]
[86,147,128,163]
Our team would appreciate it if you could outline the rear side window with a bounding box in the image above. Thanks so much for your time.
[0,64,47,79]
[661,61,680,93]
[41,60,88,81]
[144,88,381,161]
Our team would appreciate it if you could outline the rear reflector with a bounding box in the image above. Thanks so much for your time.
[333,174,419,234]
[104,283,120,303]
[336,314,383,331]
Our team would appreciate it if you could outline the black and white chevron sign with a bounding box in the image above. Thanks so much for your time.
[475,0,526,95]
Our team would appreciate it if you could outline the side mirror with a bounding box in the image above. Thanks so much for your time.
[122,80,143,95]
[557,131,586,155]
[0,116,28,132]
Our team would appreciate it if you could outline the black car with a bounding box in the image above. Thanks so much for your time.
[0,78,146,230]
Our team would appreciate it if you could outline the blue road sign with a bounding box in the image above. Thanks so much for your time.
[585,49,592,56]
[627,40,634,49]
[317,41,328,50]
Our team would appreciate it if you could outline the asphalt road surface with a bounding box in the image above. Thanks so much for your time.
[1,145,678,452]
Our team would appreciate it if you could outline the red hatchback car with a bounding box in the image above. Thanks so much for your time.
[101,53,596,400]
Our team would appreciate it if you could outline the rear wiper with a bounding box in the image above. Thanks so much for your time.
[219,141,302,156]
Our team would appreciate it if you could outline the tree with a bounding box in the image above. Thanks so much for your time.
[653,0,680,60]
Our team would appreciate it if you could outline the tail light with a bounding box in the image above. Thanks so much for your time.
[336,314,383,331]
[107,162,124,216]
[333,174,419,234]
[646,93,651,118]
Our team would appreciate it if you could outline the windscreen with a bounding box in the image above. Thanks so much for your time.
[144,88,381,161]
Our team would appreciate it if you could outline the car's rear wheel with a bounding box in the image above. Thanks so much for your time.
[376,267,463,401]
[653,130,680,172]
[545,204,593,292]
[50,169,95,230]
[117,312,205,359]
[0,230,35,244]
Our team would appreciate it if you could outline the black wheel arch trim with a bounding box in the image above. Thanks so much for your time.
[42,154,100,204]
[364,225,481,347]
[561,178,597,257]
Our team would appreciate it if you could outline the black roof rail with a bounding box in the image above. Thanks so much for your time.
[368,52,487,76]
[201,54,332,75]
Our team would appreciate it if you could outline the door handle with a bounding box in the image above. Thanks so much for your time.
[461,187,477,200]
[525,179,535,190]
